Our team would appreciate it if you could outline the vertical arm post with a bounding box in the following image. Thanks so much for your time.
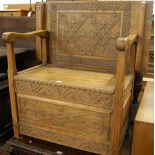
[110,38,127,155]
[41,37,48,64]
[6,42,19,138]
[2,29,49,138]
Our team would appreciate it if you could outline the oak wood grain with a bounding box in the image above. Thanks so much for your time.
[2,30,48,43]
[3,1,147,155]
[36,3,46,63]
[6,42,19,138]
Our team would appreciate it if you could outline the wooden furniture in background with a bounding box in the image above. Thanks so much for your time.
[3,4,36,12]
[144,14,154,78]
[0,73,12,143]
[0,16,36,71]
[2,1,147,155]
[0,16,35,49]
[141,2,153,77]
[132,81,154,155]
[0,15,36,77]
[0,10,29,17]
[0,16,36,144]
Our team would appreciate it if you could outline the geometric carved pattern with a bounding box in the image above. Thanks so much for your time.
[15,79,113,108]
[58,12,122,58]
[48,2,131,72]
[19,122,110,154]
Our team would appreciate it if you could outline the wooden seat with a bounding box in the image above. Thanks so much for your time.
[14,65,133,95]
[2,1,148,155]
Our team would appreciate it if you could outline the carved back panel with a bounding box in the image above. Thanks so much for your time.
[46,1,139,73]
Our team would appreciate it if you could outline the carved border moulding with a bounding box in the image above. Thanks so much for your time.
[19,122,110,154]
[48,2,131,70]
[14,79,114,108]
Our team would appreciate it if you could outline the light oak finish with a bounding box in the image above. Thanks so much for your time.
[3,1,146,155]
[2,30,48,43]
[36,3,46,62]
[6,42,19,138]
[132,81,154,155]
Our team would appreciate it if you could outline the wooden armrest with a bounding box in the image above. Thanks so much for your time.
[2,30,48,43]
[116,34,137,51]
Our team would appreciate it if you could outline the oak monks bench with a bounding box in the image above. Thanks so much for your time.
[2,1,147,155]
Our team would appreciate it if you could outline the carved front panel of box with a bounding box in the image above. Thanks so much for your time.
[17,94,111,154]
[17,94,111,140]
[47,2,131,72]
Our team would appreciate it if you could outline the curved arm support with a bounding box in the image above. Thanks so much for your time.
[2,30,48,43]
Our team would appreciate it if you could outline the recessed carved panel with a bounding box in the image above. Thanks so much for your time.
[58,12,122,58]
[48,2,132,71]
[17,95,111,141]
